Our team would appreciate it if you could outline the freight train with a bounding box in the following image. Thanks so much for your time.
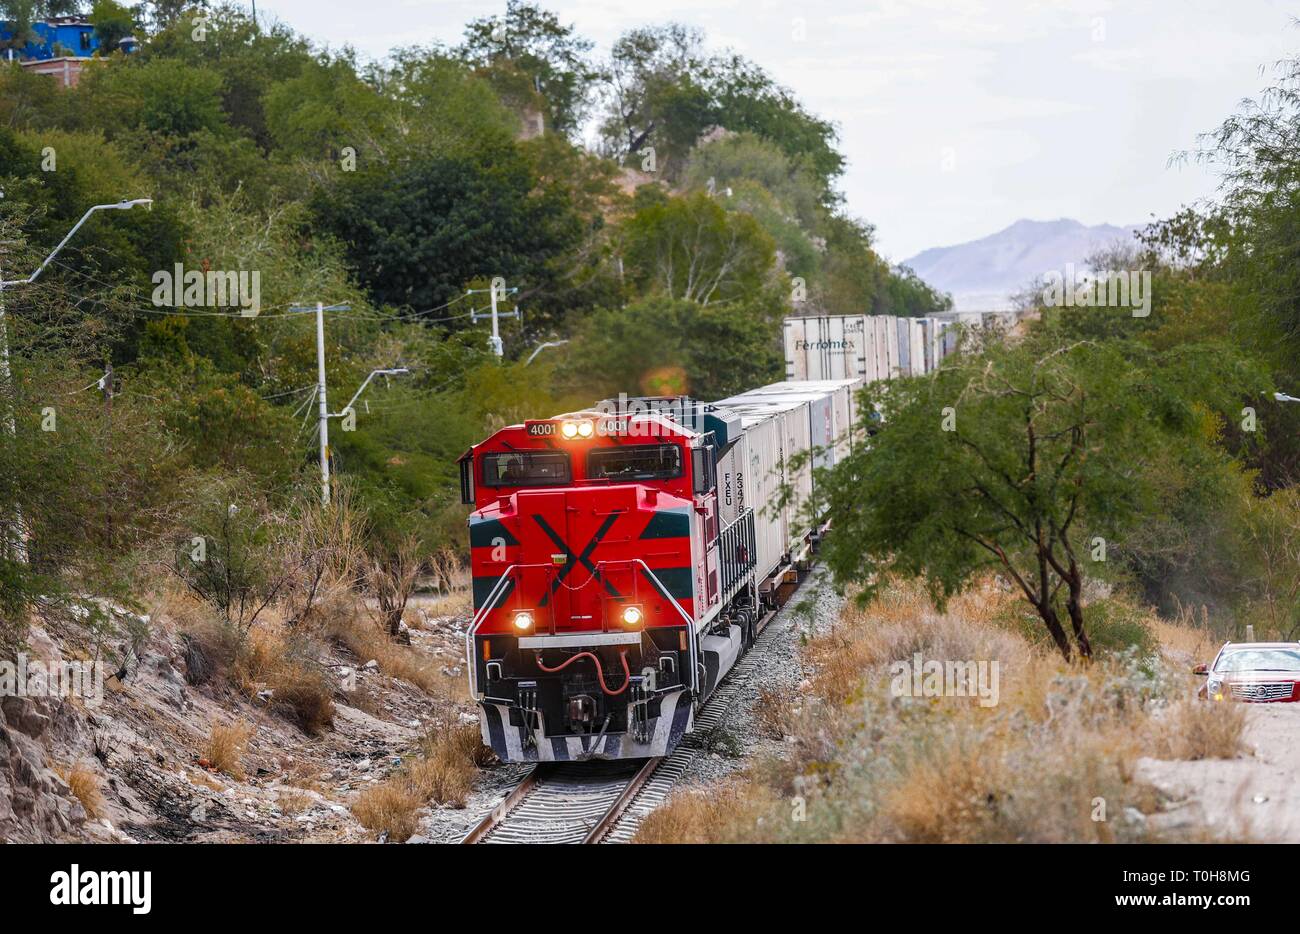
[460,315,957,763]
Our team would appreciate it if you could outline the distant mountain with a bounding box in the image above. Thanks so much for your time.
[902,218,1142,311]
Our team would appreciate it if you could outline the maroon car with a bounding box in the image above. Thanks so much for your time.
[1194,642,1300,702]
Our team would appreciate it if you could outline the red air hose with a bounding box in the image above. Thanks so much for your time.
[534,650,632,696]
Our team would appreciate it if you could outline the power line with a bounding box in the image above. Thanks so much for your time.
[42,261,480,323]
[258,384,315,401]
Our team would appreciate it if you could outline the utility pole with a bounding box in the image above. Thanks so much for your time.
[289,302,351,507]
[289,302,350,506]
[468,279,520,357]
[315,302,329,507]
[0,246,21,563]
[101,361,114,550]
[289,303,405,507]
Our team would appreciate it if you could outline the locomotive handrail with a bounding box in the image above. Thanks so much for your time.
[621,558,700,695]
[717,508,757,601]
[464,562,555,697]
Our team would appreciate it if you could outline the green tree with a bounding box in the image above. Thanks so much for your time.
[457,0,599,138]
[133,6,313,147]
[90,0,135,53]
[621,190,776,305]
[598,26,844,194]
[565,294,781,400]
[263,53,386,160]
[314,139,585,328]
[598,23,708,173]
[817,332,1263,660]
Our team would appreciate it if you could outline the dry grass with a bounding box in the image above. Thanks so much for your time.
[753,685,797,740]
[352,783,422,841]
[407,718,490,807]
[326,601,460,697]
[54,762,105,820]
[190,770,224,792]
[229,624,335,734]
[350,713,489,839]
[276,789,315,816]
[637,576,1214,844]
[1151,616,1218,668]
[636,780,779,844]
[419,547,472,618]
[1150,698,1249,760]
[204,719,253,780]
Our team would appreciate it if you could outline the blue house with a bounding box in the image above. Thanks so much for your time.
[1,15,137,62]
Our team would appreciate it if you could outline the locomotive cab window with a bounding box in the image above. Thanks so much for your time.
[587,444,682,481]
[481,451,571,487]
[692,445,717,494]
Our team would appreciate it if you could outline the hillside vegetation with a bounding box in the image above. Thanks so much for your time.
[0,0,946,655]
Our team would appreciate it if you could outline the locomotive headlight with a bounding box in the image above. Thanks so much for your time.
[621,605,643,626]
[561,421,579,439]
[513,610,534,631]
[577,420,594,438]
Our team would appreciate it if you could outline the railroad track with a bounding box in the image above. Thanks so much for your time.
[461,568,814,845]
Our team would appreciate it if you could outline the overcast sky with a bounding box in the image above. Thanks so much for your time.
[257,0,1299,261]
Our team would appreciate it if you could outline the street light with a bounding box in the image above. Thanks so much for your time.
[1,198,153,289]
[0,197,154,562]
[1276,392,1300,404]
[333,367,411,420]
[526,340,568,365]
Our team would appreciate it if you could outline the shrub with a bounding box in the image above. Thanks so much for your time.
[352,783,422,841]
[639,576,1208,843]
[204,720,253,780]
[1150,699,1248,761]
[635,781,778,844]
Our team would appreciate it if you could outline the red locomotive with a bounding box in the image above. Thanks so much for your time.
[460,383,860,761]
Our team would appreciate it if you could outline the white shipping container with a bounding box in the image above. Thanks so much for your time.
[895,317,912,375]
[783,315,866,381]
[885,317,901,377]
[715,430,747,528]
[712,378,867,580]
[777,401,814,544]
[738,413,786,580]
[909,318,926,376]
[870,316,890,383]
[753,379,861,465]
[784,314,963,384]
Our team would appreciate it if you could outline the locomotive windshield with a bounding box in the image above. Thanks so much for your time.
[587,444,682,481]
[481,451,571,487]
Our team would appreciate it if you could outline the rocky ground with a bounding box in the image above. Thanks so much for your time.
[669,568,842,789]
[1,598,479,844]
[1137,705,1300,842]
[4,570,842,845]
